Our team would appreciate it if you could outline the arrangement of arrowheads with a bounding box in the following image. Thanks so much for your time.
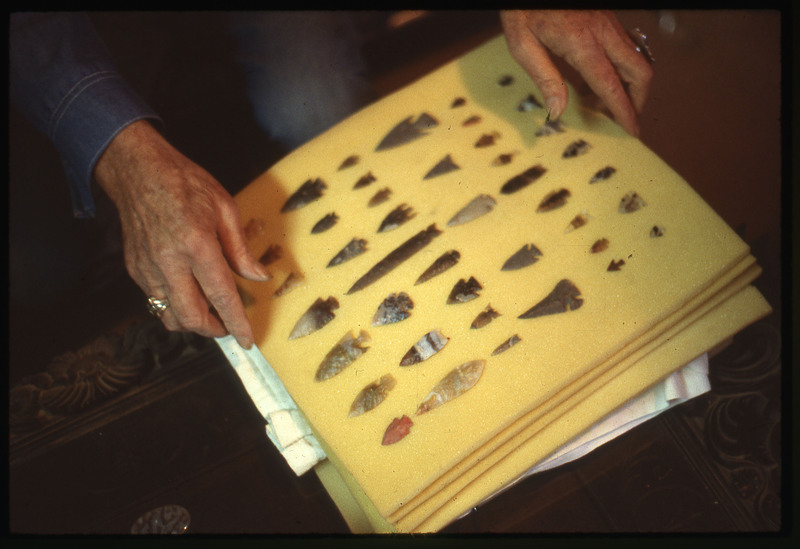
[230,35,771,532]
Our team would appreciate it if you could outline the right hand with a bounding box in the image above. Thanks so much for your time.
[500,10,654,136]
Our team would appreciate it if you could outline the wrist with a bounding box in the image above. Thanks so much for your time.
[93,119,166,202]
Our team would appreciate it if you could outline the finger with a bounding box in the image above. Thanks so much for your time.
[216,195,272,282]
[127,232,226,339]
[120,238,189,333]
[139,254,241,344]
[131,264,219,337]
[603,13,654,114]
[501,11,569,120]
[189,240,255,349]
[142,282,184,332]
[161,268,228,339]
[149,285,174,324]
[563,41,640,136]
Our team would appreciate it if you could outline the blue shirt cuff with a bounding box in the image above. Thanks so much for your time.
[53,74,162,218]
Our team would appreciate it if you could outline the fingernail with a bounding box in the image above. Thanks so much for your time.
[256,264,273,281]
[546,98,561,121]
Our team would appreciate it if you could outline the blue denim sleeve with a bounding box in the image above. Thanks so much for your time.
[10,12,163,218]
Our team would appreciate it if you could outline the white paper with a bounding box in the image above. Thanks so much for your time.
[455,353,711,519]
[525,353,709,475]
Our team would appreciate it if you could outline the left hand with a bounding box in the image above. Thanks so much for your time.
[500,10,654,136]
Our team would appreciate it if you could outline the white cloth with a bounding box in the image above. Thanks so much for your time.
[216,336,325,476]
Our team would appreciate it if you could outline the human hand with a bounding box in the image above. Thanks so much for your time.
[500,10,653,136]
[94,120,271,348]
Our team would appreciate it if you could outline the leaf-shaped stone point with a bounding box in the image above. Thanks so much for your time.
[447,195,496,227]
[281,178,326,213]
[619,192,646,213]
[288,297,339,340]
[372,292,414,326]
[314,330,371,382]
[349,374,396,417]
[416,360,486,415]
[347,225,442,295]
[415,250,460,285]
[518,279,583,319]
[447,277,482,304]
[400,329,449,366]
[501,244,542,271]
[537,188,571,212]
[382,415,413,445]
[424,154,460,180]
[327,238,368,267]
[375,113,438,151]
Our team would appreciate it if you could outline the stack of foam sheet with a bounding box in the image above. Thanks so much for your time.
[229,34,771,532]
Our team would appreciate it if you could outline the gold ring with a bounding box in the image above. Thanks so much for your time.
[147,296,170,317]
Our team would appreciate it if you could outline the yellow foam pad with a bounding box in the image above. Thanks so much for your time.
[314,459,384,534]
[389,255,758,526]
[234,34,769,527]
[316,283,770,533]
[400,266,766,531]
